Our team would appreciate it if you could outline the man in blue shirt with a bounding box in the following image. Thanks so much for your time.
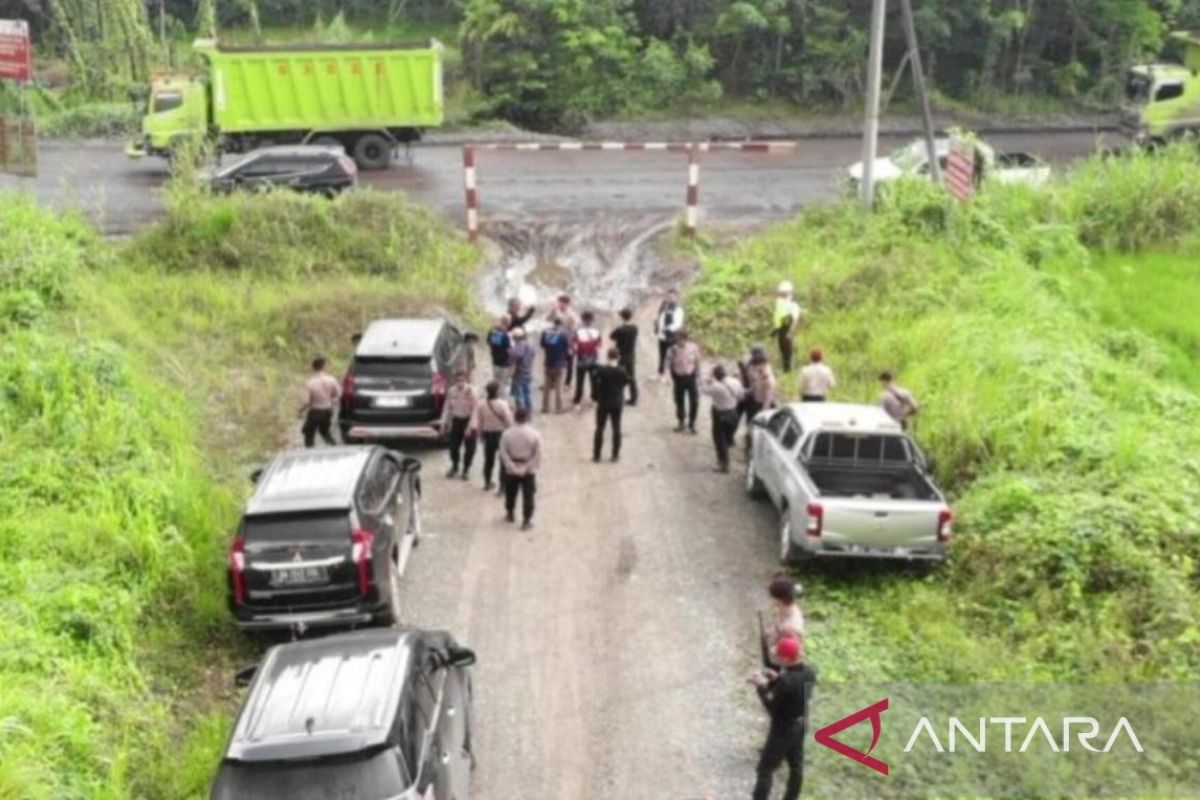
[486,313,513,400]
[540,318,570,414]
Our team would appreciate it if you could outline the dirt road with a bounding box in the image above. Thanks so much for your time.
[398,309,782,799]
[2,131,1107,234]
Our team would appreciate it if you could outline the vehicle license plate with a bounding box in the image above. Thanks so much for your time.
[271,566,327,587]
[375,396,411,408]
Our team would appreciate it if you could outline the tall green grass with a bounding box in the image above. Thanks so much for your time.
[0,188,479,797]
[687,146,1200,682]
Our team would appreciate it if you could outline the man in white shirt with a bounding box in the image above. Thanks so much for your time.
[654,288,685,379]
[799,348,836,402]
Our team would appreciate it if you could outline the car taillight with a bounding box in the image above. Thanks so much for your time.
[805,503,824,538]
[341,371,355,409]
[351,529,375,594]
[229,538,247,605]
[937,509,954,543]
[431,362,447,414]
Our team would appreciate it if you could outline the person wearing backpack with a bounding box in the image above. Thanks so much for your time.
[572,310,602,409]
[654,288,685,380]
[540,318,570,414]
[485,314,513,400]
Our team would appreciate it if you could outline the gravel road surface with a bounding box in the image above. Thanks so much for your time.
[398,310,782,799]
[1,131,1107,235]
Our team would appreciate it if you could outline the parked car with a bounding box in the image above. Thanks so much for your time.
[746,403,953,564]
[340,318,476,444]
[847,137,1050,187]
[227,446,422,632]
[201,145,358,195]
[211,628,475,800]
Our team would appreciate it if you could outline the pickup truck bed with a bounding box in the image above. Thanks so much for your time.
[806,462,939,501]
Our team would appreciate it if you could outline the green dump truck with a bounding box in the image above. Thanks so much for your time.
[127,38,443,170]
[1123,32,1200,143]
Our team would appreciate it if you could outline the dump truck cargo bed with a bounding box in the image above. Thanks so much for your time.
[195,39,443,135]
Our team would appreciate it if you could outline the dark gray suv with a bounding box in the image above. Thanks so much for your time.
[227,446,422,632]
[211,628,476,800]
[339,318,475,443]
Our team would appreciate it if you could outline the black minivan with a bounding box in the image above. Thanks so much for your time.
[227,446,422,632]
[339,318,475,443]
[212,628,475,800]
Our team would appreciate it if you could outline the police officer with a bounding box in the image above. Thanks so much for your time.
[772,281,803,373]
[750,635,817,800]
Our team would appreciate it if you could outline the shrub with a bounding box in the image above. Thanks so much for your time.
[38,103,141,139]
[685,148,1200,681]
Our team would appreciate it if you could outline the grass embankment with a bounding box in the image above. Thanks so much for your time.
[0,188,477,798]
[687,147,1200,683]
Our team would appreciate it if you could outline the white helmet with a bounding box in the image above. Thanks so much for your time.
[777,280,794,294]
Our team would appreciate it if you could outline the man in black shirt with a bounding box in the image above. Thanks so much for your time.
[609,307,639,405]
[591,348,630,462]
[507,297,535,330]
[750,635,816,800]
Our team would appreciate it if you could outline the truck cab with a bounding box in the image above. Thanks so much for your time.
[1122,33,1200,143]
[126,76,208,159]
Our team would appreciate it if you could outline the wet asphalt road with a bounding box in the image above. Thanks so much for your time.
[1,131,1108,235]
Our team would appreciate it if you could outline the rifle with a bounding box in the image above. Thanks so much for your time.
[758,611,771,669]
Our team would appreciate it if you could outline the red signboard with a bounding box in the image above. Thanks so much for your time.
[0,19,32,83]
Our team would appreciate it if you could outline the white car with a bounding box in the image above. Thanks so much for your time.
[848,138,1050,187]
[746,403,953,564]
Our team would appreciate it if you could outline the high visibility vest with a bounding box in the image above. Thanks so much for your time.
[773,298,800,329]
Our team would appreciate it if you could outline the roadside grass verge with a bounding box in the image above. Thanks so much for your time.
[38,102,141,139]
[685,146,1200,683]
[0,188,479,797]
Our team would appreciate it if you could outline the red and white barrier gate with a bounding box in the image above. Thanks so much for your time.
[462,141,797,242]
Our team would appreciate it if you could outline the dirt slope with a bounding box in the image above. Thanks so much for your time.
[397,310,783,799]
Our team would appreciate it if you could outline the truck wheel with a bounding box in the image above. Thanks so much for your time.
[779,509,799,565]
[746,455,767,500]
[353,133,393,170]
[375,552,402,627]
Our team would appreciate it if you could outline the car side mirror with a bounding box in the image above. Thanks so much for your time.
[235,664,258,688]
[400,455,422,474]
[752,417,769,429]
[446,646,476,667]
[462,330,479,344]
[250,467,263,484]
[926,458,938,475]
[351,332,363,344]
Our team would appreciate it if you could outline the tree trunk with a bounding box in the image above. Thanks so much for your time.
[883,49,911,110]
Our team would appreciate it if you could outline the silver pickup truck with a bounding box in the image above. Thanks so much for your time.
[746,403,953,564]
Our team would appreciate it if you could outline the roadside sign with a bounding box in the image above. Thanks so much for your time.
[944,138,975,202]
[0,19,31,83]
[0,114,37,176]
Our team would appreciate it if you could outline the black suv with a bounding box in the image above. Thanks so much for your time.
[205,145,358,195]
[340,318,475,443]
[211,628,476,800]
[228,446,422,632]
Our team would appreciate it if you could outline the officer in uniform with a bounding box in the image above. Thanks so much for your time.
[750,635,817,800]
[772,281,802,373]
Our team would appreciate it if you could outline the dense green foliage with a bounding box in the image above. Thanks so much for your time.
[37,102,141,138]
[687,147,1200,682]
[0,189,478,797]
[14,0,1200,128]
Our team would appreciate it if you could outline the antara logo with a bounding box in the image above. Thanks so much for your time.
[814,698,891,776]
[814,698,1145,777]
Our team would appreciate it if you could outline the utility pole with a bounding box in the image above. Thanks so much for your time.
[860,0,888,210]
[900,0,940,183]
